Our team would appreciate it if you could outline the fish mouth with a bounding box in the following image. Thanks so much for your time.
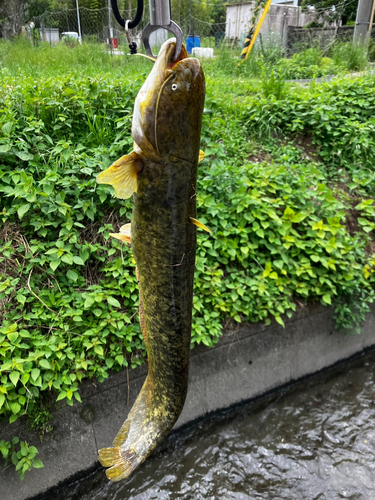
[132,39,189,158]
[160,39,189,70]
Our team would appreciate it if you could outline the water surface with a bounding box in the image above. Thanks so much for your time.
[48,350,375,500]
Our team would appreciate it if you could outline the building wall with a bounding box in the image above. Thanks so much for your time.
[225,2,316,42]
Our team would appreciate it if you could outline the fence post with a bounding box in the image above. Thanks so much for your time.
[108,0,114,48]
[354,0,373,43]
[75,0,82,41]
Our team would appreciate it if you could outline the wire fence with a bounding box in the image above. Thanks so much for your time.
[28,6,228,49]
[27,5,366,55]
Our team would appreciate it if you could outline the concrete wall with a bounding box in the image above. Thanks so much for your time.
[1,303,375,500]
[225,2,317,42]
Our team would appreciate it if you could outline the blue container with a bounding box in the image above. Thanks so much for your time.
[186,35,201,55]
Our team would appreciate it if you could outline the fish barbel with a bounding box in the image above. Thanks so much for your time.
[96,39,206,481]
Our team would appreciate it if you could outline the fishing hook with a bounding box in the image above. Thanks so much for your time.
[110,0,182,61]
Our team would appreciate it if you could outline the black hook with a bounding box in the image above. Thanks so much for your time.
[111,0,144,29]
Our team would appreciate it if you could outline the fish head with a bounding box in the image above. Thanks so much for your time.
[132,38,205,164]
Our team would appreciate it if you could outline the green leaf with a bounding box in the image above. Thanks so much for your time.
[67,270,78,281]
[107,297,121,308]
[94,345,104,356]
[0,143,11,152]
[17,204,30,220]
[9,414,18,424]
[56,391,67,402]
[275,316,285,327]
[115,355,124,366]
[84,296,94,309]
[32,458,44,469]
[105,358,114,369]
[7,331,19,343]
[15,150,33,161]
[9,371,20,387]
[39,359,51,370]
[73,256,84,265]
[0,394,5,409]
[10,402,21,414]
[61,253,73,265]
[74,392,82,403]
[31,368,40,381]
[291,212,308,223]
[50,260,60,271]
[322,294,332,305]
[2,122,12,135]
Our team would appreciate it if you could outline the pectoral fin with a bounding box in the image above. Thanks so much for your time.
[110,223,131,243]
[190,217,211,233]
[97,152,143,199]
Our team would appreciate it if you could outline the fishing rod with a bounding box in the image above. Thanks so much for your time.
[110,0,182,61]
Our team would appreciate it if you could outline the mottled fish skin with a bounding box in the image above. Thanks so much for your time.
[97,39,205,481]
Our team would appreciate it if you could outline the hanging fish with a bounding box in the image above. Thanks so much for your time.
[96,38,207,481]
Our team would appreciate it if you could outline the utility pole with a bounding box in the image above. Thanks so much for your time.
[354,0,373,43]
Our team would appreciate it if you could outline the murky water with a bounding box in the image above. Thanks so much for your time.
[48,350,375,500]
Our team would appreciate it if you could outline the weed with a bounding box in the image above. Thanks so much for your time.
[332,41,369,72]
[0,437,43,480]
[261,68,287,99]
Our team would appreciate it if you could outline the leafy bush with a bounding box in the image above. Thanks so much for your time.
[245,75,375,190]
[276,48,336,79]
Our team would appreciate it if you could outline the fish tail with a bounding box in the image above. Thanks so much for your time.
[98,446,142,482]
[98,376,182,481]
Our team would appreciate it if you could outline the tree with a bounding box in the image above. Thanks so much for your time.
[0,0,26,38]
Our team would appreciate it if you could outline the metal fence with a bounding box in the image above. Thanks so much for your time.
[28,7,228,49]
[27,6,371,54]
[287,25,375,53]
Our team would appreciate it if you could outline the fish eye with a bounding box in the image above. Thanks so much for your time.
[171,83,178,91]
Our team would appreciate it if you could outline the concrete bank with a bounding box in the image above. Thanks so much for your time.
[1,303,375,500]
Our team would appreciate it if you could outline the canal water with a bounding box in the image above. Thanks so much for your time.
[48,350,375,500]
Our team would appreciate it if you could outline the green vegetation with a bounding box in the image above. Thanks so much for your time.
[0,437,43,480]
[1,39,375,479]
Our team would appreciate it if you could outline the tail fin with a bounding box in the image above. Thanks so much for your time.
[98,377,168,481]
[98,373,187,481]
[98,446,142,482]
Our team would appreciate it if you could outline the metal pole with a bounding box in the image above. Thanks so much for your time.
[75,0,82,40]
[354,0,373,43]
[189,0,192,34]
[369,0,375,33]
[108,0,114,44]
